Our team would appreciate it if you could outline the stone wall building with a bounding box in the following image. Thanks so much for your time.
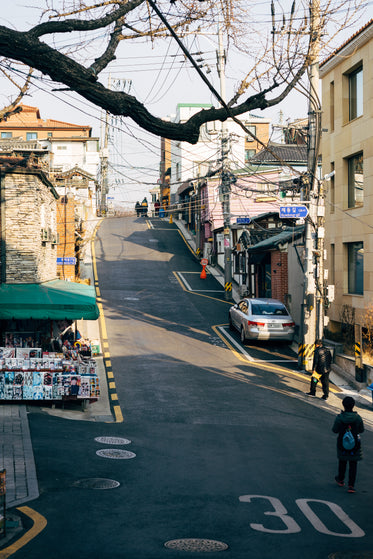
[0,166,59,284]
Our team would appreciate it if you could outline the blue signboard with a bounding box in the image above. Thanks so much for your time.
[236,217,251,224]
[56,257,77,265]
[280,205,308,219]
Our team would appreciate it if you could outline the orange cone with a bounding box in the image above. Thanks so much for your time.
[200,265,207,279]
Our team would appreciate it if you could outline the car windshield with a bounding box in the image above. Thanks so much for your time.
[251,303,288,316]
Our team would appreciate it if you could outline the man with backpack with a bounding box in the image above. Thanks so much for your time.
[332,396,364,493]
[306,339,332,399]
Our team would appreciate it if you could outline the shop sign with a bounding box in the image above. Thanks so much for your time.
[56,257,77,265]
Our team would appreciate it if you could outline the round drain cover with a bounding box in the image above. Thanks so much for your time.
[164,539,228,552]
[73,478,120,490]
[96,448,136,459]
[94,437,131,445]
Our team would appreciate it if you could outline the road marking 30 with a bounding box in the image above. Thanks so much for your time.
[239,495,365,538]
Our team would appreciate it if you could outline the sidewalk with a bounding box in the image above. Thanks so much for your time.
[0,217,112,517]
[0,405,38,509]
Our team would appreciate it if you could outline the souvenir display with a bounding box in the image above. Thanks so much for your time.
[0,348,100,402]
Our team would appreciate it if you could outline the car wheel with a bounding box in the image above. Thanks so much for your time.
[240,326,247,343]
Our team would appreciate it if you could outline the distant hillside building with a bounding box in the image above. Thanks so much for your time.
[0,104,100,176]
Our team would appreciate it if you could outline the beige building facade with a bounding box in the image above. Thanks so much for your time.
[320,20,373,330]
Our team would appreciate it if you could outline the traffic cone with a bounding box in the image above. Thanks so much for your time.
[200,265,207,279]
[169,214,173,224]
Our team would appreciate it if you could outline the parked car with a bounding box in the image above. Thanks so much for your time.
[228,297,295,343]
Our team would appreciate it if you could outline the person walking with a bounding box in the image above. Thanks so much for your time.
[141,197,148,217]
[135,201,141,217]
[332,396,364,493]
[306,339,332,399]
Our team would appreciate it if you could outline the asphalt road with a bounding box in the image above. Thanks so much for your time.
[22,215,373,559]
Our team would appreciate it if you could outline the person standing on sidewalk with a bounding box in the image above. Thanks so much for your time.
[306,339,332,399]
[333,396,364,493]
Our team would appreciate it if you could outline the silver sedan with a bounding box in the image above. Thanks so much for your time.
[229,297,295,343]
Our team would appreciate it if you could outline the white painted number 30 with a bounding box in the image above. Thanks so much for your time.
[239,495,365,538]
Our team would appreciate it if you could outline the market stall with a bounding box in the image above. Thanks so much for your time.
[0,280,101,406]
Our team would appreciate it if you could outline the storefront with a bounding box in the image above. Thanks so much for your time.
[0,280,100,403]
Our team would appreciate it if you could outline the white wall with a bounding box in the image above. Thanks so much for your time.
[169,104,270,202]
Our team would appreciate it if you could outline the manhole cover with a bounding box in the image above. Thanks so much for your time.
[96,448,136,459]
[73,478,120,490]
[164,539,228,552]
[94,437,131,445]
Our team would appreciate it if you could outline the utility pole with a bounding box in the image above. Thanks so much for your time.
[301,0,322,370]
[217,19,232,299]
[100,75,111,215]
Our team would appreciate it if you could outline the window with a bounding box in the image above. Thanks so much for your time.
[347,242,363,295]
[347,153,363,208]
[330,162,335,214]
[26,132,37,140]
[246,125,256,141]
[47,132,52,137]
[57,146,67,150]
[1,132,12,139]
[330,81,334,132]
[349,67,363,120]
[245,149,256,162]
[330,243,335,285]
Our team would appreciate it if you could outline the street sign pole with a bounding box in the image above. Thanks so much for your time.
[302,0,321,371]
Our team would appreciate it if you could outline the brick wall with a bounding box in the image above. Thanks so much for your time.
[57,196,76,281]
[2,168,58,283]
[270,251,288,303]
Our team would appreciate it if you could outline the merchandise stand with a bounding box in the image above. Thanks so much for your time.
[0,349,100,408]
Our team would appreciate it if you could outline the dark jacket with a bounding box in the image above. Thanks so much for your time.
[313,345,332,375]
[332,411,364,461]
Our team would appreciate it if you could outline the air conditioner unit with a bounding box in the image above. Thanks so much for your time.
[41,228,48,241]
[51,234,57,245]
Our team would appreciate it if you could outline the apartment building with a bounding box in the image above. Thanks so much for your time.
[320,20,373,331]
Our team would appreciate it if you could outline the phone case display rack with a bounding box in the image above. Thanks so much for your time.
[0,350,100,402]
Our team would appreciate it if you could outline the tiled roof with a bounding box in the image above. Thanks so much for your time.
[0,104,90,130]
[320,19,373,67]
[249,144,308,164]
[244,225,305,252]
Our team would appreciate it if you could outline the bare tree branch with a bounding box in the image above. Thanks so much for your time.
[0,68,33,122]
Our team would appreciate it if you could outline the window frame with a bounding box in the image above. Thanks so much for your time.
[245,125,257,142]
[347,152,363,209]
[348,66,363,121]
[346,241,363,295]
[245,148,256,162]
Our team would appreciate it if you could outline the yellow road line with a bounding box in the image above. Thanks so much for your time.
[212,324,339,394]
[113,405,123,423]
[0,507,47,558]
[178,230,197,257]
[91,221,123,423]
[172,271,232,305]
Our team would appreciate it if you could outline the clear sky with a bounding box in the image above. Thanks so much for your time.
[3,1,369,208]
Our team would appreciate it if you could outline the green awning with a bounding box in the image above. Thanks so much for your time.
[0,280,99,320]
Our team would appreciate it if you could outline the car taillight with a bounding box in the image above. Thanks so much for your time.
[282,322,295,328]
[248,320,265,327]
